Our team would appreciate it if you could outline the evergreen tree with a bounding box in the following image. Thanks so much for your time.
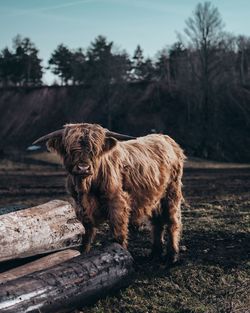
[12,35,43,86]
[141,58,155,81]
[169,42,187,82]
[86,35,113,82]
[0,35,42,86]
[86,35,131,83]
[71,48,86,84]
[155,50,169,82]
[86,36,131,128]
[132,45,145,80]
[0,48,14,86]
[48,44,73,85]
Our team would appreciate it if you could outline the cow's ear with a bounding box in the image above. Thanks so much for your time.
[103,137,117,153]
[46,136,64,156]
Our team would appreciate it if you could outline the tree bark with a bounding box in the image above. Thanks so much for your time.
[0,200,84,262]
[0,249,80,284]
[0,243,134,313]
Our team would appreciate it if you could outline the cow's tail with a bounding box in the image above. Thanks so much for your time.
[164,135,187,206]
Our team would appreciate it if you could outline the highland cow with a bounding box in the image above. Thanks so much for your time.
[33,123,185,264]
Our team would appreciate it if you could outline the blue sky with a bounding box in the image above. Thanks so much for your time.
[0,0,249,84]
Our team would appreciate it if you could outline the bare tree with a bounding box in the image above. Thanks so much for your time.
[182,1,225,157]
[236,35,250,86]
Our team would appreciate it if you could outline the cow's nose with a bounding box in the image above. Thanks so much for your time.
[78,165,90,172]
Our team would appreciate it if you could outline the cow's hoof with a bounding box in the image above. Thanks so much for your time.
[149,246,163,261]
[166,253,180,267]
[79,244,91,254]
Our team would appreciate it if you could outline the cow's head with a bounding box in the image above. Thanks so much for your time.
[33,123,135,178]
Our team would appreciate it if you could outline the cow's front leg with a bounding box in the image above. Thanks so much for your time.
[81,222,96,253]
[108,193,130,249]
[74,203,96,253]
[66,175,97,252]
[66,175,79,202]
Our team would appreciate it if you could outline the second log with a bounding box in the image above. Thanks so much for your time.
[0,243,134,313]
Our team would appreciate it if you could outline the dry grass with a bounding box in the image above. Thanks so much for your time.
[0,155,249,313]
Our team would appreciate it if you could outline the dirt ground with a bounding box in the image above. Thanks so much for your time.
[0,154,249,313]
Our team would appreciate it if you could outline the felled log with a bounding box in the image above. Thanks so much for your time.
[0,243,134,313]
[0,249,80,284]
[0,200,84,262]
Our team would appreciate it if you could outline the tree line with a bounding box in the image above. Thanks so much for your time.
[0,34,164,86]
[1,2,250,89]
[0,2,250,160]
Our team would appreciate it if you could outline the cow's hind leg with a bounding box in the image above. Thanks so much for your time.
[164,181,182,264]
[151,210,165,258]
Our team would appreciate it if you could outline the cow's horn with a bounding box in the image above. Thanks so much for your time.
[32,129,63,145]
[106,131,136,141]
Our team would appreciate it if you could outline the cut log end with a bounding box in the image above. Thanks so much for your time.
[0,200,85,262]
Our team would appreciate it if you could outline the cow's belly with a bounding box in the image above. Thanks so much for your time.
[127,173,170,224]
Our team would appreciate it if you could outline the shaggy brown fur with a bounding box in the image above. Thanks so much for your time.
[46,123,186,264]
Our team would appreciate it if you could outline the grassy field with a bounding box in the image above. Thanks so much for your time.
[0,154,249,313]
